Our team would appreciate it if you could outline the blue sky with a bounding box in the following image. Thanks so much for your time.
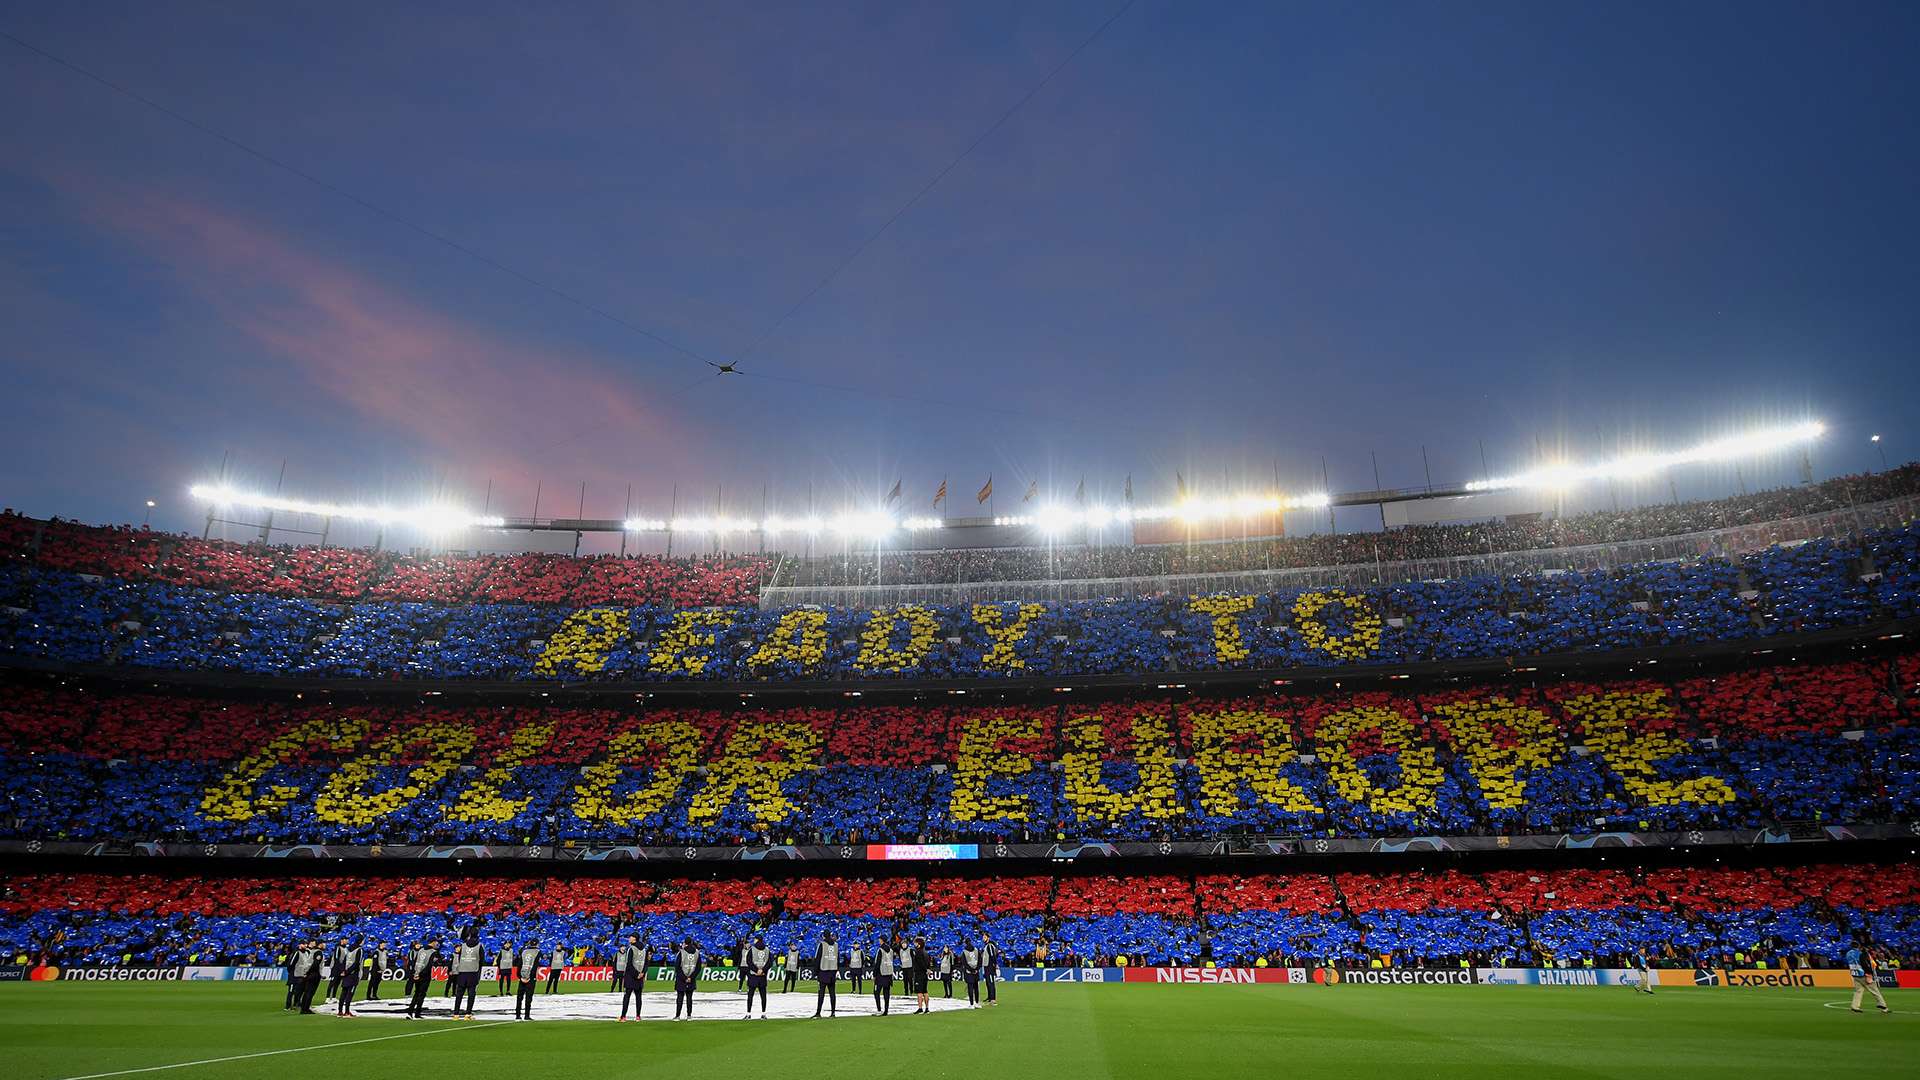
[2,0,1915,537]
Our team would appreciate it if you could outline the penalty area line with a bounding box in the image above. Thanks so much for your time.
[54,1020,513,1080]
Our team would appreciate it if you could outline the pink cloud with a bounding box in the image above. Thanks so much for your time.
[58,178,701,498]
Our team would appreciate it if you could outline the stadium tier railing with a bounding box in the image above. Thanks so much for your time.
[758,493,1920,606]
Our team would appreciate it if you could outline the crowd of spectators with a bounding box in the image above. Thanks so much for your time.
[1,652,1912,847]
[3,465,1915,609]
[3,521,1918,683]
[0,513,766,608]
[5,862,1914,971]
[769,464,1920,588]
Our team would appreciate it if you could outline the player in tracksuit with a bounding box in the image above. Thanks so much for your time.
[812,932,840,1018]
[672,939,701,1020]
[981,934,999,1005]
[616,935,647,1021]
[513,941,540,1020]
[743,936,772,1019]
[404,941,437,1020]
[782,944,801,993]
[872,941,896,1015]
[335,938,363,1016]
[909,937,932,1014]
[961,942,982,1007]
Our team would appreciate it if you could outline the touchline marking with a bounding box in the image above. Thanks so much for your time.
[54,1020,511,1080]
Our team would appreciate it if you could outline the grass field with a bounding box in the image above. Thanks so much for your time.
[1,980,1912,1080]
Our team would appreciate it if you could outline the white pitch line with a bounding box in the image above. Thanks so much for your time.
[54,1020,512,1080]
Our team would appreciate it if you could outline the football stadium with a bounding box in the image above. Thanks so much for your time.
[4,3,1919,1079]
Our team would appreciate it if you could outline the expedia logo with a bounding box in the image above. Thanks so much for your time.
[1693,968,1719,985]
[1722,970,1815,988]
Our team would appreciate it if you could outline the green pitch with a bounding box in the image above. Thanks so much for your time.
[1,981,1911,1080]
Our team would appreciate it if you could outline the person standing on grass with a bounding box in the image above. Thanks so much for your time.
[404,940,436,1020]
[846,940,865,996]
[514,940,540,1020]
[496,942,513,996]
[335,937,364,1017]
[782,943,801,994]
[324,937,346,1005]
[451,934,483,1019]
[544,942,567,993]
[366,943,389,1001]
[743,936,772,1020]
[938,946,955,998]
[1633,948,1655,995]
[616,935,646,1022]
[1848,939,1891,1014]
[981,934,999,1006]
[282,940,299,1010]
[872,939,896,1015]
[292,939,323,1014]
[812,931,840,1018]
[960,942,982,1008]
[909,936,932,1014]
[673,937,701,1021]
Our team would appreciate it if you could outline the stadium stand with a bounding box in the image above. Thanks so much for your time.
[4,465,1917,600]
[2,519,1918,682]
[0,653,1913,846]
[4,863,1914,970]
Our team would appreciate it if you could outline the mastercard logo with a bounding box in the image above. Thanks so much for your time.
[29,965,60,981]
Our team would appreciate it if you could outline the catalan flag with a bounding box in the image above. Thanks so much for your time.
[1023,480,1039,503]
[977,476,993,504]
[886,478,902,505]
[933,478,947,508]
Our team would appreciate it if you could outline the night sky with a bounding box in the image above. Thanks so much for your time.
[3,1,1916,540]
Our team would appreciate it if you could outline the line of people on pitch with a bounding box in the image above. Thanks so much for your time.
[283,932,573,1021]
[606,931,1004,1019]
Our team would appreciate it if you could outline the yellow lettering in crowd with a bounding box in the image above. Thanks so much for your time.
[647,610,737,675]
[535,608,630,676]
[446,721,555,823]
[1291,590,1384,660]
[948,712,1041,824]
[687,721,822,826]
[747,609,830,671]
[1315,705,1442,815]
[570,721,702,825]
[1061,711,1184,823]
[1559,690,1737,806]
[1190,595,1256,663]
[1189,709,1320,816]
[971,604,1046,669]
[313,722,478,828]
[854,605,940,672]
[1431,698,1562,809]
[200,715,370,822]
